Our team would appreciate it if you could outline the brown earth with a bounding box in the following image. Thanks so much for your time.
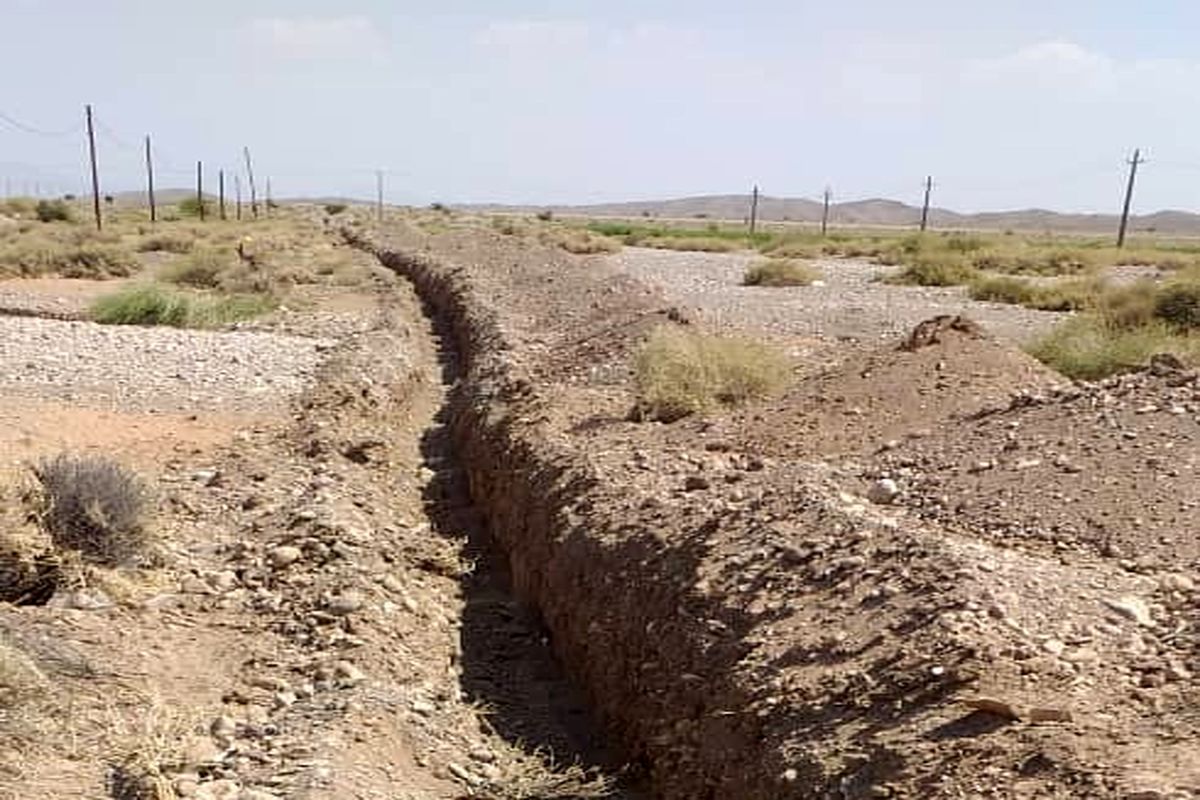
[361,218,1199,799]
[2,209,1198,799]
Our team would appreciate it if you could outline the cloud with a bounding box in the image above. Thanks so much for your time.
[473,20,592,51]
[244,16,385,61]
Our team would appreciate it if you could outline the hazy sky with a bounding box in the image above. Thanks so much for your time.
[3,0,1200,212]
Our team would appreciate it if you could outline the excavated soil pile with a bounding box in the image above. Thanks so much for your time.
[731,314,1062,458]
[864,361,1200,565]
[359,222,1200,799]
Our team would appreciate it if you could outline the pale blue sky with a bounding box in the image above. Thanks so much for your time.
[4,1,1200,212]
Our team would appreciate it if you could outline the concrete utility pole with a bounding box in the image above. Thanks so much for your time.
[376,170,384,222]
[85,104,102,230]
[748,184,760,236]
[1117,149,1145,248]
[919,175,933,232]
[821,187,832,236]
[244,147,259,219]
[196,161,205,221]
[144,135,156,223]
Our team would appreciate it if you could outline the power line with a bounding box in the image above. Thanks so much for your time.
[0,109,82,137]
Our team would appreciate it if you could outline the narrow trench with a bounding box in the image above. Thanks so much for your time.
[411,288,646,797]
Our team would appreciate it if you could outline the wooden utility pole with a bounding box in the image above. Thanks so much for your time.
[821,187,832,236]
[85,104,102,231]
[235,175,243,221]
[1117,148,1144,248]
[919,175,933,232]
[376,170,384,222]
[748,184,760,236]
[218,170,226,220]
[144,135,156,223]
[196,161,205,221]
[243,147,259,219]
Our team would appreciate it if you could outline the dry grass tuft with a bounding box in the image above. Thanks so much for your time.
[30,455,151,566]
[547,229,622,255]
[743,258,820,287]
[633,326,789,421]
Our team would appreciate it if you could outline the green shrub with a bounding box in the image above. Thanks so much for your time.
[886,254,978,286]
[32,454,149,565]
[1027,317,1192,380]
[743,258,821,287]
[90,284,275,328]
[34,200,72,223]
[1155,281,1200,330]
[633,326,789,421]
[161,248,232,288]
[969,275,1037,305]
[176,197,212,218]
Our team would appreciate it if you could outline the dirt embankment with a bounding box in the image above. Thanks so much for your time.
[355,226,1195,799]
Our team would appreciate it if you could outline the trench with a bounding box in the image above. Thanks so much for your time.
[409,260,644,795]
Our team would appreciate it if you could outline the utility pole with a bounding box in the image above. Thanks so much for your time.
[85,104,102,231]
[1117,148,1144,248]
[376,170,384,222]
[243,146,259,219]
[196,161,205,221]
[821,187,832,237]
[265,177,272,217]
[218,169,226,220]
[144,135,156,223]
[748,184,760,236]
[919,175,933,233]
[235,175,243,221]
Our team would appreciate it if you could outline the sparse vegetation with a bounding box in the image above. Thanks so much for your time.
[34,199,72,223]
[136,232,194,254]
[1028,317,1197,380]
[176,197,212,218]
[743,258,821,287]
[324,203,348,215]
[31,455,150,566]
[90,283,276,328]
[546,228,621,255]
[160,247,233,288]
[885,253,979,286]
[0,242,137,278]
[633,326,789,421]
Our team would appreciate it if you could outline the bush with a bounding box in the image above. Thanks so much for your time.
[1027,317,1191,380]
[633,326,789,421]
[743,258,821,287]
[969,275,1037,305]
[643,236,741,253]
[90,284,275,328]
[161,248,232,288]
[0,243,137,279]
[536,209,554,222]
[886,254,978,286]
[1154,282,1200,330]
[550,229,621,255]
[34,199,72,223]
[324,203,348,215]
[176,197,212,218]
[31,455,149,565]
[137,232,195,254]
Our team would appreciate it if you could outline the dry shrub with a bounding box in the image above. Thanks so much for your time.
[0,242,137,279]
[634,326,789,421]
[160,247,232,288]
[1154,281,1200,330]
[886,253,978,286]
[31,455,150,566]
[137,232,194,254]
[549,229,622,255]
[744,258,820,287]
[1027,317,1197,380]
[643,236,741,253]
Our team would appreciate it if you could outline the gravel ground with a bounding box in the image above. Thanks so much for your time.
[0,316,333,412]
[606,247,1067,343]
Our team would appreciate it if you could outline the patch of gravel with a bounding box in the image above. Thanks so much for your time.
[0,316,334,412]
[606,247,1067,343]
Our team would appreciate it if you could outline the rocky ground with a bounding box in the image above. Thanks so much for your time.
[2,211,1197,799]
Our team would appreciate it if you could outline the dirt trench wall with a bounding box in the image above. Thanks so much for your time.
[368,247,801,799]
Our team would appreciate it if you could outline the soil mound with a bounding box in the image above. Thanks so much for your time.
[867,365,1200,566]
[737,317,1062,458]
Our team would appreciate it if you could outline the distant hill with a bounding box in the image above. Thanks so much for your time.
[460,194,1200,236]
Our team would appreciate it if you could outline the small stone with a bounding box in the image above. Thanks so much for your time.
[181,576,215,595]
[273,690,297,709]
[469,747,497,764]
[175,776,201,797]
[192,469,221,486]
[1026,707,1073,723]
[381,574,404,593]
[781,768,799,782]
[964,697,1020,719]
[194,779,241,800]
[410,699,435,716]
[210,715,237,741]
[326,592,364,615]
[867,478,900,505]
[268,546,303,569]
[333,660,366,685]
[1160,573,1196,593]
[207,571,239,592]
[1102,596,1154,627]
[1042,639,1066,657]
[684,475,710,491]
[248,676,289,692]
[448,762,482,786]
